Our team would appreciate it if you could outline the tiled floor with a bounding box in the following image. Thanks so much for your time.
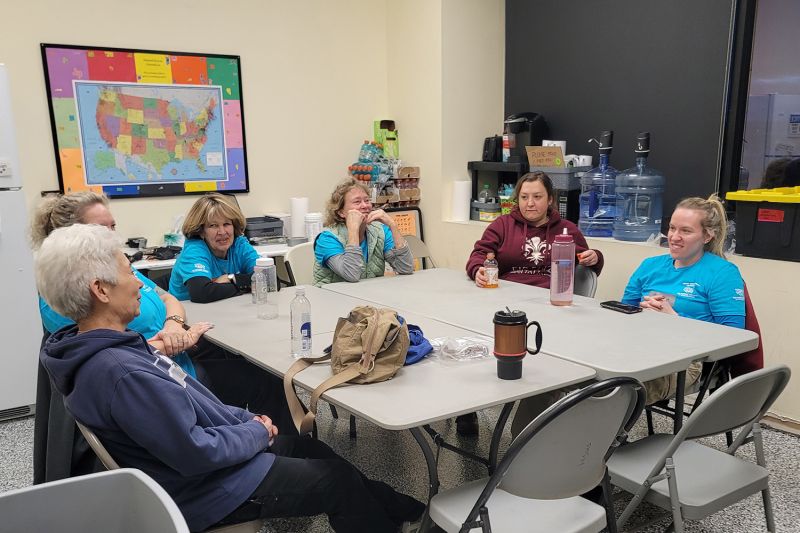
[1,404,798,532]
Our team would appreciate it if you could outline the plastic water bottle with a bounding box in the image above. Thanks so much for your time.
[613,132,665,242]
[251,261,266,304]
[290,288,312,358]
[253,259,278,319]
[550,228,575,306]
[579,130,618,237]
[260,257,278,293]
[484,252,499,288]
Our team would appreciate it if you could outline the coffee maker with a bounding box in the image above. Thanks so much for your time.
[503,112,549,163]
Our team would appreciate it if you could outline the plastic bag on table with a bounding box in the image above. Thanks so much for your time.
[429,336,491,361]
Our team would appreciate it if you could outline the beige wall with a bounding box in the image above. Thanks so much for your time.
[2,0,390,243]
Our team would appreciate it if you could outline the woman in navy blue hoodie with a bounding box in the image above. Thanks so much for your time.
[36,223,423,532]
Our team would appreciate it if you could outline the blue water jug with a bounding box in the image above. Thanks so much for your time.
[613,132,665,242]
[579,130,618,237]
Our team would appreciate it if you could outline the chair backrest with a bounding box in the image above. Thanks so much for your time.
[403,234,437,269]
[681,365,790,442]
[0,469,190,532]
[76,421,120,470]
[573,264,598,298]
[468,377,644,514]
[729,283,764,377]
[284,241,314,285]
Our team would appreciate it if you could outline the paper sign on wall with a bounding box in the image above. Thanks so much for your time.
[526,146,565,168]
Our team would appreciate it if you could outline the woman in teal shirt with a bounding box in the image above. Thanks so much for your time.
[621,194,745,403]
[169,193,259,302]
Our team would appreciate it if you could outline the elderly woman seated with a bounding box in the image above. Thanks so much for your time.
[36,224,424,533]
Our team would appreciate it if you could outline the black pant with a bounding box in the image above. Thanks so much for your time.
[217,436,424,533]
[191,339,298,436]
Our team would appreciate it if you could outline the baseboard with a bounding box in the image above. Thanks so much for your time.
[762,412,800,436]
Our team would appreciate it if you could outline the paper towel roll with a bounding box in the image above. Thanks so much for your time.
[452,181,472,222]
[290,197,309,238]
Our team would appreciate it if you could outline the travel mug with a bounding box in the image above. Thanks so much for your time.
[493,309,543,380]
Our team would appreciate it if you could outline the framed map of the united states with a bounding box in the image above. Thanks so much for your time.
[41,43,250,198]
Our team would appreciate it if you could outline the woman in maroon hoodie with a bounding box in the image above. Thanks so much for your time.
[467,171,603,288]
[456,172,605,436]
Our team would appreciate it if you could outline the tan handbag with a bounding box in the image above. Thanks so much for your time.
[283,305,410,434]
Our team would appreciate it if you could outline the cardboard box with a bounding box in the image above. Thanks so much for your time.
[398,166,420,178]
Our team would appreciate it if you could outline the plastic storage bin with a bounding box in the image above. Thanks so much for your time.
[726,187,800,261]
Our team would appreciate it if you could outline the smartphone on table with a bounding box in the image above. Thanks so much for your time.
[600,300,642,314]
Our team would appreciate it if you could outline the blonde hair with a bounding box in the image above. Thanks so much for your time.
[323,179,370,227]
[30,192,109,249]
[675,194,729,257]
[182,193,246,239]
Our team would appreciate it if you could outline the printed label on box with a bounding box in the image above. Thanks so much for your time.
[757,208,785,223]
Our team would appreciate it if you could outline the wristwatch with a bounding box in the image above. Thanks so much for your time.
[165,315,190,330]
[227,273,236,285]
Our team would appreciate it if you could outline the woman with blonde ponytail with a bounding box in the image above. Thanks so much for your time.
[621,194,745,403]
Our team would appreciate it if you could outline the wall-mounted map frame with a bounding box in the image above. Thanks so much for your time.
[41,43,250,198]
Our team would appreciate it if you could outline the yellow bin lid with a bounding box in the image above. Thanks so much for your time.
[726,186,800,203]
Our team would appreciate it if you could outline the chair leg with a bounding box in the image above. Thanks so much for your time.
[665,457,684,533]
[349,414,357,439]
[601,468,619,533]
[753,423,777,532]
[646,407,655,435]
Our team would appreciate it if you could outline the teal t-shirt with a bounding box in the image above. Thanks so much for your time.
[39,269,196,377]
[169,235,259,301]
[314,224,394,265]
[621,252,745,327]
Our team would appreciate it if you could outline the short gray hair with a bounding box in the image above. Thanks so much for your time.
[35,224,122,322]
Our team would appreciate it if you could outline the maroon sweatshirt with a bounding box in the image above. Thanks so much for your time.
[466,207,604,288]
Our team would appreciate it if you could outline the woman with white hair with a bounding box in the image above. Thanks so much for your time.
[37,224,424,533]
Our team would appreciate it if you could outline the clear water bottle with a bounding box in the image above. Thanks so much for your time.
[579,130,618,237]
[260,256,278,293]
[550,228,575,306]
[613,132,665,242]
[484,252,499,288]
[251,261,266,304]
[253,260,278,320]
[290,288,312,358]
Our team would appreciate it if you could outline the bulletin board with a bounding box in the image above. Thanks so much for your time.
[40,43,250,198]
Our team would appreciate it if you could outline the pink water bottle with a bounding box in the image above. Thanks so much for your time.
[550,228,575,306]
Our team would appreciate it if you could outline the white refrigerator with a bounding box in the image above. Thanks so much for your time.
[742,93,800,189]
[0,64,42,421]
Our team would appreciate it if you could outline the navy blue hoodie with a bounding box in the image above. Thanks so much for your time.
[40,326,273,531]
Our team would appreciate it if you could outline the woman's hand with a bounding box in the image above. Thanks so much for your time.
[474,266,488,288]
[577,250,598,266]
[640,294,677,315]
[345,209,365,232]
[366,208,393,227]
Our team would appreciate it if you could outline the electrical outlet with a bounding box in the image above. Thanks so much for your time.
[0,158,11,177]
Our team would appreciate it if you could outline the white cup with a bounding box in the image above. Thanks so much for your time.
[575,155,593,167]
[564,154,578,167]
[542,140,567,155]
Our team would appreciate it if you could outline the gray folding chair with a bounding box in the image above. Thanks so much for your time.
[429,377,645,533]
[608,365,790,533]
[573,264,598,298]
[404,234,437,269]
[0,469,190,533]
[75,421,264,533]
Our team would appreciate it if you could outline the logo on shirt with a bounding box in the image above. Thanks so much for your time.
[734,288,744,300]
[523,236,548,265]
[678,282,700,299]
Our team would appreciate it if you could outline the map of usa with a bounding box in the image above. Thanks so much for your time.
[75,82,227,185]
